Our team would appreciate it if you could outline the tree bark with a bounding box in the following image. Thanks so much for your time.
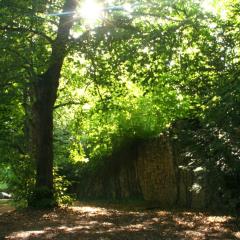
[29,0,77,208]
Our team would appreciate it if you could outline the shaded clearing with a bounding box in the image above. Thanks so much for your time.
[0,202,239,240]
[0,200,15,214]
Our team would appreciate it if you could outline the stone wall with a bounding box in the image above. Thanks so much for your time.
[76,133,206,209]
[75,140,142,200]
[135,134,205,209]
[137,135,177,207]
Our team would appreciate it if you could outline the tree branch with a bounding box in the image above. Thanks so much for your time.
[43,0,77,85]
[0,26,54,44]
[54,100,85,110]
[71,23,141,48]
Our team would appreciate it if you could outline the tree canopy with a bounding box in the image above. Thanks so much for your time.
[0,0,239,208]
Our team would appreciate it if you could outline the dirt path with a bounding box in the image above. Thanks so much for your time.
[0,203,239,240]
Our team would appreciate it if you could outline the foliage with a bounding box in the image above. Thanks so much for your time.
[54,169,75,205]
[0,0,239,209]
[6,155,35,208]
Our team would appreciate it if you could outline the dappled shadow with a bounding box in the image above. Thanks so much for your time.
[0,203,239,240]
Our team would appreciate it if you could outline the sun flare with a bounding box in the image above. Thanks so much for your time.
[201,0,227,19]
[78,0,103,26]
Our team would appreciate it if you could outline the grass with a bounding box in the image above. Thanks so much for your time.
[0,199,12,205]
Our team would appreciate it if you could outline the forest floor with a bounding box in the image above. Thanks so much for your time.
[0,201,240,240]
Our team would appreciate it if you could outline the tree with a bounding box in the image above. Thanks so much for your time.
[0,0,210,206]
[0,0,78,207]
[1,0,238,208]
[29,0,77,207]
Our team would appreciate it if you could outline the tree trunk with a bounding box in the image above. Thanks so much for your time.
[28,0,77,208]
[30,76,55,207]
